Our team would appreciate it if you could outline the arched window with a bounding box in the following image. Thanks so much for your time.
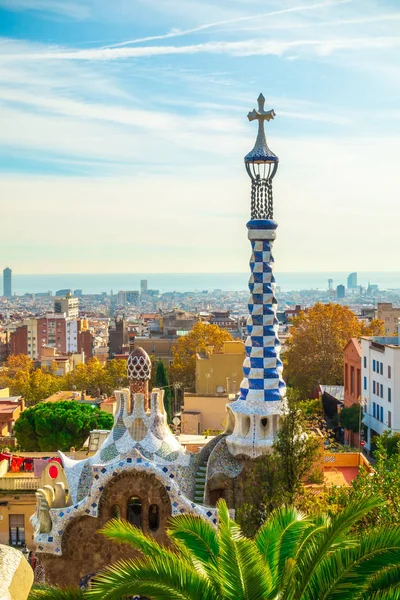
[127,497,142,528]
[148,504,159,531]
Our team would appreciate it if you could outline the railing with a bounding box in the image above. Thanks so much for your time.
[0,475,40,490]
[323,452,372,472]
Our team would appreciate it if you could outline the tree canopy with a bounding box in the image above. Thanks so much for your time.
[169,321,233,389]
[0,355,129,406]
[285,303,384,395]
[14,400,113,451]
[64,357,128,396]
[0,354,63,406]
[237,388,323,537]
[338,403,362,433]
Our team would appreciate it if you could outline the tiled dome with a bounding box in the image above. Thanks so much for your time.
[127,347,151,381]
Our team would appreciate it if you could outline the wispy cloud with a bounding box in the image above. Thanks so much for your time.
[102,0,351,48]
[5,35,400,61]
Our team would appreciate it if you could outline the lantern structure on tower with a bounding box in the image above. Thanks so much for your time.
[226,93,286,459]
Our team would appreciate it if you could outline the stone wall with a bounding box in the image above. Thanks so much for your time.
[40,471,171,587]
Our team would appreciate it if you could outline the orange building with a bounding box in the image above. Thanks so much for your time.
[343,338,362,447]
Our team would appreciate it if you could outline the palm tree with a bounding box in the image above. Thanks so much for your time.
[30,496,400,600]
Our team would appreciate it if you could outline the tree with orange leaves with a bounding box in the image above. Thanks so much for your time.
[284,303,384,395]
[169,321,233,390]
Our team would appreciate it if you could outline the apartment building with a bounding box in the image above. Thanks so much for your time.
[361,334,400,452]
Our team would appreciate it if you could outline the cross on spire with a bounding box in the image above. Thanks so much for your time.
[247,93,276,124]
[245,93,278,165]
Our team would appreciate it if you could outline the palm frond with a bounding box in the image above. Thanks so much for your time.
[85,555,219,600]
[255,505,309,587]
[305,525,400,600]
[99,517,173,560]
[29,586,84,600]
[362,564,400,596]
[294,496,383,599]
[168,512,219,570]
[364,590,400,600]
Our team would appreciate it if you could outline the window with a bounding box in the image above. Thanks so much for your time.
[380,383,384,398]
[380,362,383,375]
[388,365,392,379]
[364,356,367,368]
[148,504,160,531]
[9,514,25,546]
[373,402,376,418]
[373,381,376,394]
[380,406,384,423]
[344,364,349,391]
[364,376,367,390]
[388,411,392,428]
[388,388,392,403]
[350,366,355,395]
[373,359,376,372]
[127,497,142,529]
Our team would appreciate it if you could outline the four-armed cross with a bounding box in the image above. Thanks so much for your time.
[247,93,275,124]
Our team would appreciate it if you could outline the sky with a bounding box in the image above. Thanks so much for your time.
[1,0,400,275]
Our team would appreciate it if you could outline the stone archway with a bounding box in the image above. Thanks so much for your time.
[40,470,172,587]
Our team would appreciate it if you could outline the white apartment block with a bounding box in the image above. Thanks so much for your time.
[361,334,400,452]
[66,319,79,353]
[24,318,39,360]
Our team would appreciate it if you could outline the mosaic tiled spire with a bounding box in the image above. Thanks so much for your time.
[226,94,286,459]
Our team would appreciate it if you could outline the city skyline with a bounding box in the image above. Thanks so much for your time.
[1,0,400,273]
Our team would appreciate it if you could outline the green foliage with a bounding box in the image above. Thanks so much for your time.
[378,430,400,457]
[14,401,113,451]
[339,403,362,433]
[29,587,84,600]
[237,389,323,537]
[155,359,172,423]
[70,497,400,600]
[328,435,400,532]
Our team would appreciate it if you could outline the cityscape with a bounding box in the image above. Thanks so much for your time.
[2,0,400,597]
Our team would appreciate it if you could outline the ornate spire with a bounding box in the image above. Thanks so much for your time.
[244,94,279,220]
[226,93,285,459]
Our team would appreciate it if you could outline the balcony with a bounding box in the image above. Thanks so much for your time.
[0,474,40,491]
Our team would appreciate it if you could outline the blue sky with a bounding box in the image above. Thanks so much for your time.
[1,0,400,274]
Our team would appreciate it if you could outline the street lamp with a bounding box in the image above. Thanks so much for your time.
[173,382,182,417]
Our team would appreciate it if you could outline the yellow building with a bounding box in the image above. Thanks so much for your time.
[195,340,245,395]
[181,393,230,435]
[377,303,400,335]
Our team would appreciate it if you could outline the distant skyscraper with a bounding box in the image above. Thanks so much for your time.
[336,284,345,299]
[347,272,357,289]
[140,279,148,295]
[328,278,333,292]
[3,267,12,298]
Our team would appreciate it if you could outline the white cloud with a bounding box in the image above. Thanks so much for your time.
[4,35,400,62]
[102,0,350,48]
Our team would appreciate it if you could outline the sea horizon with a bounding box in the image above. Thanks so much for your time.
[6,271,400,296]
